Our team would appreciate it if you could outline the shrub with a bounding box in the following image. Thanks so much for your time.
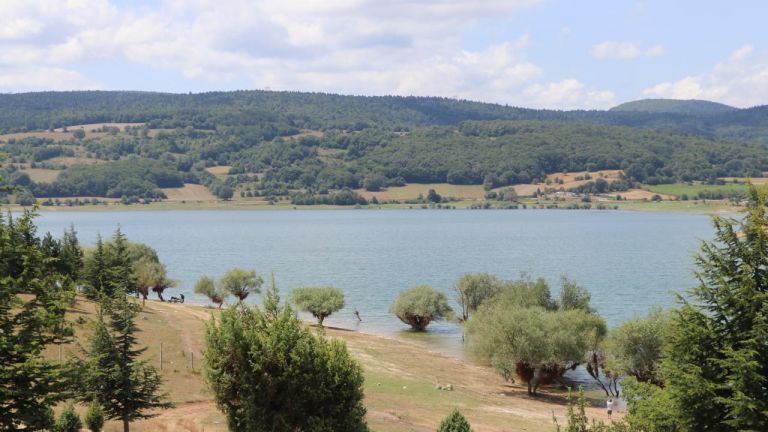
[54,403,82,432]
[84,400,105,432]
[389,285,453,331]
[204,298,368,431]
[437,409,473,432]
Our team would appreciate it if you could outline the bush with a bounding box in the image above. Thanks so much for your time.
[204,299,368,431]
[389,285,453,331]
[290,286,345,326]
[437,409,473,432]
[54,403,82,432]
[84,400,105,432]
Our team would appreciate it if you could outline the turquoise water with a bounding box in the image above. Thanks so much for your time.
[34,209,715,339]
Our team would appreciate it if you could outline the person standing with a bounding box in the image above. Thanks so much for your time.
[607,398,614,419]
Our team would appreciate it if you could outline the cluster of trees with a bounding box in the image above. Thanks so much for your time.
[193,268,264,307]
[0,212,171,431]
[4,91,768,205]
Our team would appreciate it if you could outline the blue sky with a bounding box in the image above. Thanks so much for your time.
[1,0,766,109]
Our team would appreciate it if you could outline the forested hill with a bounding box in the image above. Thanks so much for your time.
[1,91,767,141]
[1,90,767,205]
[610,98,737,114]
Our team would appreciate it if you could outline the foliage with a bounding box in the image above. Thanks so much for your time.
[553,389,633,432]
[219,268,263,301]
[436,409,473,432]
[604,308,669,386]
[84,400,105,432]
[291,286,345,326]
[465,276,605,395]
[203,293,368,431]
[0,210,75,430]
[643,184,768,430]
[453,273,504,321]
[194,275,228,308]
[81,291,172,431]
[54,403,82,432]
[5,91,768,205]
[389,285,453,331]
[83,229,137,298]
[134,259,176,301]
[620,379,678,432]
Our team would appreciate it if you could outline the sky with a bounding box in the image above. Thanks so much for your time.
[1,0,767,109]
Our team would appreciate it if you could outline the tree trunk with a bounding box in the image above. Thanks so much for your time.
[156,290,165,302]
[123,417,130,432]
[318,315,325,327]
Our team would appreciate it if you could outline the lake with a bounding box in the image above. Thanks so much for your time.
[34,208,716,356]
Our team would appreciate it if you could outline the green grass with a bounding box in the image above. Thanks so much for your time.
[646,183,747,197]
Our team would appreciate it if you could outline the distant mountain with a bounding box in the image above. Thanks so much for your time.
[610,98,737,114]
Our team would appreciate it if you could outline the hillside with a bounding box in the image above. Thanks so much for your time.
[1,91,767,207]
[610,98,737,114]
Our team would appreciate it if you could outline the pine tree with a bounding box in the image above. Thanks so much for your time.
[107,228,137,296]
[85,234,109,298]
[59,225,84,282]
[437,409,473,432]
[0,211,74,430]
[662,184,768,430]
[82,290,172,432]
[54,403,82,432]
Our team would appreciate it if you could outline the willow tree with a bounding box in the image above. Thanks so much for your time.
[291,286,345,326]
[389,285,453,331]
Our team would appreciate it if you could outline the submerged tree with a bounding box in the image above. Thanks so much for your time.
[453,273,503,321]
[194,275,228,308]
[290,286,345,326]
[81,290,172,432]
[220,268,263,302]
[204,288,368,431]
[389,285,453,331]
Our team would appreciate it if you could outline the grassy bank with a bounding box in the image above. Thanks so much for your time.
[50,296,616,432]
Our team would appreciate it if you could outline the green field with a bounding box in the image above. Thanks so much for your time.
[646,183,747,198]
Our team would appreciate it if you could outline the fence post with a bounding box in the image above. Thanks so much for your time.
[160,343,163,370]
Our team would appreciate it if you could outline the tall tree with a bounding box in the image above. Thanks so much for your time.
[82,291,172,432]
[0,211,74,430]
[453,273,503,321]
[59,225,84,282]
[84,234,108,299]
[658,184,768,430]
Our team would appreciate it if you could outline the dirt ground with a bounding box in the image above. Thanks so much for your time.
[56,298,621,432]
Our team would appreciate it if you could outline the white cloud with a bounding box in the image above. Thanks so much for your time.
[591,41,664,60]
[643,45,768,107]
[524,79,615,109]
[0,0,618,109]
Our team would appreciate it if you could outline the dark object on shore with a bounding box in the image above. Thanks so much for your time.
[354,309,362,322]
[169,294,185,304]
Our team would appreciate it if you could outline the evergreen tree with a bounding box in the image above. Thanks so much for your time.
[54,403,82,432]
[59,225,84,282]
[85,234,108,299]
[106,228,137,295]
[437,409,473,432]
[0,211,75,430]
[84,400,105,432]
[82,290,172,432]
[660,184,768,430]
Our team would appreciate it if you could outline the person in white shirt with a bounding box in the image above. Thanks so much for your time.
[607,398,614,419]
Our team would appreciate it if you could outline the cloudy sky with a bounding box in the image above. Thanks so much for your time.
[1,0,767,109]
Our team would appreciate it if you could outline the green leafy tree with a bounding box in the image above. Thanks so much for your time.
[291,286,345,326]
[81,291,172,432]
[554,389,632,432]
[604,308,668,386]
[453,273,503,321]
[362,173,385,191]
[437,409,473,432]
[54,403,82,432]
[649,184,768,430]
[84,400,105,432]
[559,277,593,312]
[204,290,368,431]
[220,268,263,302]
[389,285,453,331]
[466,277,605,395]
[193,275,228,308]
[0,210,75,430]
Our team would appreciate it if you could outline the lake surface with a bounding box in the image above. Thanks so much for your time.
[34,209,716,356]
